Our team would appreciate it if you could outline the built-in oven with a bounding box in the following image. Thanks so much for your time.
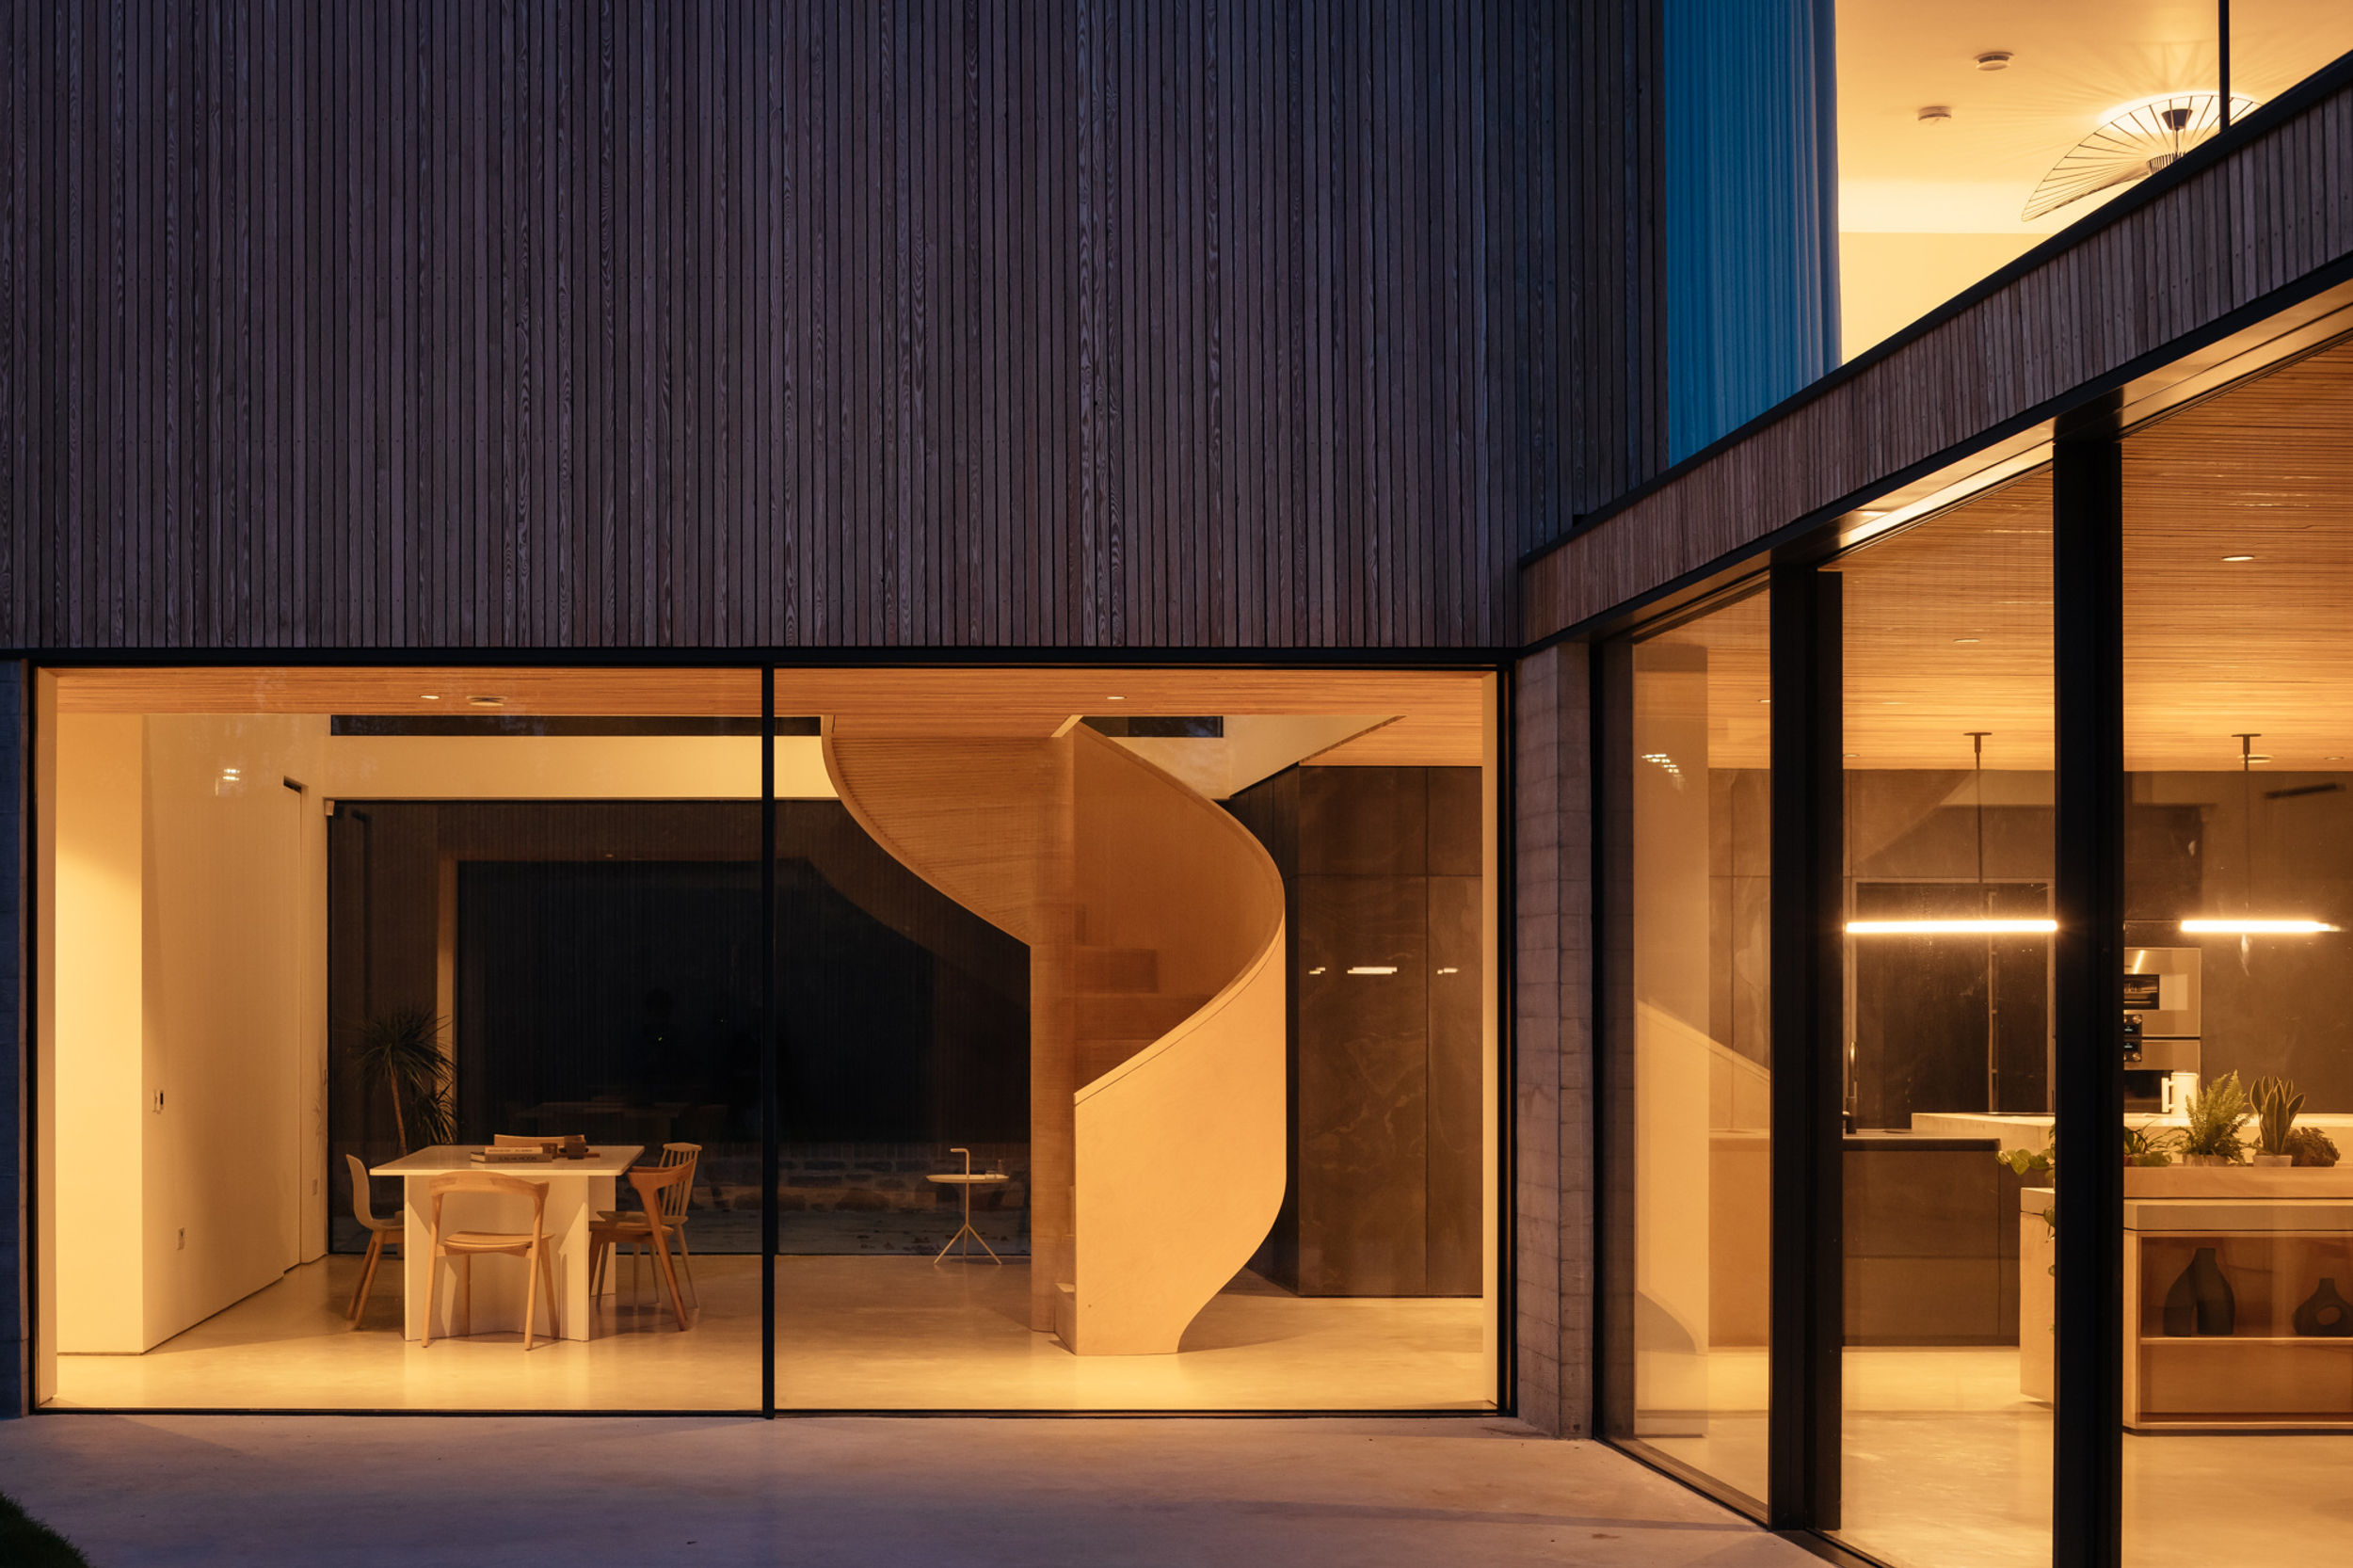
[2123,946,2201,1112]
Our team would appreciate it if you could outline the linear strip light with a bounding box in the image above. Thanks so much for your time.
[1345,966,1400,976]
[2179,919,2340,935]
[1845,919,2058,936]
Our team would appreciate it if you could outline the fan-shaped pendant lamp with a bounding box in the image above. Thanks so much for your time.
[2024,93,2260,222]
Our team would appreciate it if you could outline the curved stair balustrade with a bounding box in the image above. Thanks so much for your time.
[820,718,1287,1355]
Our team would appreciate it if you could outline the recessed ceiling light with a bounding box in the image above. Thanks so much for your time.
[1107,695,1126,701]
[419,694,441,700]
[467,696,505,708]
[1758,697,1772,704]
[1954,637,1981,644]
[1975,51,2013,71]
[1882,700,1905,706]
[1918,105,1953,124]
[2222,554,2255,563]
[1845,752,1860,759]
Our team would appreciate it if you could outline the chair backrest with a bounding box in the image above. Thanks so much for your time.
[344,1152,381,1226]
[426,1171,550,1237]
[624,1162,696,1238]
[655,1143,701,1223]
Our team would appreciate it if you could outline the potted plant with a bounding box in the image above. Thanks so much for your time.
[351,1006,456,1154]
[2179,1071,2250,1166]
[2123,1123,2176,1167]
[2249,1076,2305,1167]
[2287,1126,2342,1168]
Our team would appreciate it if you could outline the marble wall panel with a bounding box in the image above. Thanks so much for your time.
[1300,768,1429,876]
[1297,874,1431,1295]
[1426,874,1484,1295]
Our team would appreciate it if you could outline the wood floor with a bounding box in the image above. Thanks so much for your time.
[46,1253,1490,1413]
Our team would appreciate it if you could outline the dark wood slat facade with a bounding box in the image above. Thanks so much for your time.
[0,0,1651,654]
[1522,69,2353,640]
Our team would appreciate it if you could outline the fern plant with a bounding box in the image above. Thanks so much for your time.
[2180,1070,2250,1163]
[2249,1076,2305,1157]
[351,1007,456,1153]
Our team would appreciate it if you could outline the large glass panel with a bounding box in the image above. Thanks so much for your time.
[2121,337,2353,1562]
[34,667,763,1410]
[1831,477,2056,1567]
[2233,1,2353,108]
[767,671,1501,1410]
[1836,4,2224,360]
[1607,589,1772,1502]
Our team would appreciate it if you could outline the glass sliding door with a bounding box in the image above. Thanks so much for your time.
[1829,478,2057,1568]
[770,669,1501,1410]
[35,666,763,1411]
[2120,337,2353,1563]
[1604,588,1773,1503]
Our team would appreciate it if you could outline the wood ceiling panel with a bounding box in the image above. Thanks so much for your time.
[1671,336,2353,776]
[52,666,1490,752]
[53,667,765,716]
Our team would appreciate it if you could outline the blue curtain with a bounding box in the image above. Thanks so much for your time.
[1665,0,1840,463]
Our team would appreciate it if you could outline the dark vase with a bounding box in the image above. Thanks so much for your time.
[2162,1246,2236,1336]
[2294,1278,2353,1337]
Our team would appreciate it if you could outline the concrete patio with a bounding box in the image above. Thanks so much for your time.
[0,1414,1817,1567]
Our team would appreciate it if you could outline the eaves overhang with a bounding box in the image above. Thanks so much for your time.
[1521,48,2353,647]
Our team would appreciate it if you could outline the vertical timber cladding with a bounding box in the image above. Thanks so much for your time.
[0,0,1644,653]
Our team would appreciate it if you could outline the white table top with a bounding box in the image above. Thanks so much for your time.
[370,1144,644,1177]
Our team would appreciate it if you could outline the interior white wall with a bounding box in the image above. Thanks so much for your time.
[139,716,328,1349]
[45,711,328,1354]
[44,712,148,1354]
[317,733,805,799]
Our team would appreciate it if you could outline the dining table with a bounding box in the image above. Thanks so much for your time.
[369,1144,645,1343]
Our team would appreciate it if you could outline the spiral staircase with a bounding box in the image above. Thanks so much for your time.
[822,718,1287,1355]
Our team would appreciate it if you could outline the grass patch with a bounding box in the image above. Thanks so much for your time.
[0,1492,89,1567]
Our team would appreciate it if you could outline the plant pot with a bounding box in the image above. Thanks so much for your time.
[2252,1153,2296,1167]
[2181,1154,2233,1167]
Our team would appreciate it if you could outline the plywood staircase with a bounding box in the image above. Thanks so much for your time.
[823,717,1286,1355]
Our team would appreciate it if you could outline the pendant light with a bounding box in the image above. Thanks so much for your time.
[1846,731,2058,937]
[2179,732,2341,936]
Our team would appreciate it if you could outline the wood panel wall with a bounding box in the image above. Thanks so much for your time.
[1525,68,2353,638]
[0,0,1656,653]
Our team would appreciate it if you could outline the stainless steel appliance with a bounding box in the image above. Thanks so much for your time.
[2123,946,2201,1111]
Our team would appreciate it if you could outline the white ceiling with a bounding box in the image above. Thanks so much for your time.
[1836,0,2351,234]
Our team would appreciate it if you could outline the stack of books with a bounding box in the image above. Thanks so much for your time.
[472,1145,554,1164]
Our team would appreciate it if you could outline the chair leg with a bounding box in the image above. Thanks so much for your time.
[461,1255,473,1339]
[539,1246,561,1341]
[520,1241,539,1353]
[348,1232,382,1323]
[648,1226,691,1332]
[590,1236,606,1300]
[422,1250,440,1349]
[677,1228,699,1306]
[356,1238,389,1326]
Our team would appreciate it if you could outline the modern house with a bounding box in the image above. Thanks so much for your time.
[4,5,2351,1566]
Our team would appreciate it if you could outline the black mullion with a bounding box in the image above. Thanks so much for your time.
[1768,567,1843,1530]
[2051,428,2125,1568]
[760,667,777,1417]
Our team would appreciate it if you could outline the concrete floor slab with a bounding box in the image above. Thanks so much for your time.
[0,1415,1819,1567]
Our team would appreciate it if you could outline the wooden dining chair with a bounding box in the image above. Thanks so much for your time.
[588,1162,693,1332]
[343,1153,402,1326]
[421,1172,559,1351]
[594,1143,702,1305]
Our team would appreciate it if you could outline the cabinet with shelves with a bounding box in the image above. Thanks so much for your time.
[2125,1201,2353,1432]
